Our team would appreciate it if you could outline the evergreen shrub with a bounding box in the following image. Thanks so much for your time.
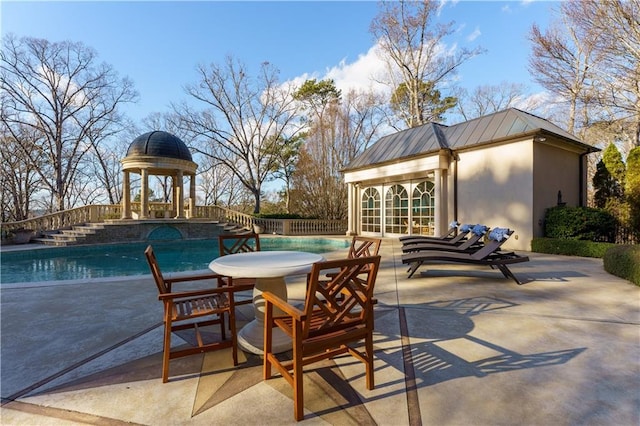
[603,245,640,286]
[544,206,616,242]
[532,238,615,258]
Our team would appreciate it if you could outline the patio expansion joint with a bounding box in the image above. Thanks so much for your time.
[399,306,422,426]
[2,322,162,403]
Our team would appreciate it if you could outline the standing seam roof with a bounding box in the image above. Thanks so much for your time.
[345,108,594,170]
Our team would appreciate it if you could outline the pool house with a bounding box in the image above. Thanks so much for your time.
[342,108,600,251]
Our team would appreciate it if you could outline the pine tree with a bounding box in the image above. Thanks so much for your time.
[602,143,626,193]
[593,159,621,208]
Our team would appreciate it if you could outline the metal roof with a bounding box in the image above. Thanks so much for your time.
[345,108,596,171]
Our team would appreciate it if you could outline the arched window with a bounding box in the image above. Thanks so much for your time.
[385,184,409,234]
[412,181,435,235]
[361,187,381,233]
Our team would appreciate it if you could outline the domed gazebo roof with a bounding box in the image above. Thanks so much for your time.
[122,130,197,175]
[126,131,193,161]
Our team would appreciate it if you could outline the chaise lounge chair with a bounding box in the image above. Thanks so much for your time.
[399,220,460,242]
[401,228,529,284]
[402,224,488,253]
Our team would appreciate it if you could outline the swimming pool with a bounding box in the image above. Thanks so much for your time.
[0,237,350,284]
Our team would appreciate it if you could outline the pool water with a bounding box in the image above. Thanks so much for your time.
[0,237,349,284]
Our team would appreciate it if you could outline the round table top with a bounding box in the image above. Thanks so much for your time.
[208,250,325,278]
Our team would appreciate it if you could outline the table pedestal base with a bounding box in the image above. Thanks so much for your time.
[237,321,292,354]
[237,276,293,355]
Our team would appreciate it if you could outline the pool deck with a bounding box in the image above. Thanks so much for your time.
[1,238,639,425]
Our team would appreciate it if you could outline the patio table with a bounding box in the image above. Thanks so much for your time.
[209,250,324,354]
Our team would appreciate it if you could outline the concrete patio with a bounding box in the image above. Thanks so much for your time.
[1,238,639,425]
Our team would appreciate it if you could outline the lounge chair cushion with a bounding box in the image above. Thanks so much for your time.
[489,228,511,241]
[471,224,489,236]
[460,224,474,233]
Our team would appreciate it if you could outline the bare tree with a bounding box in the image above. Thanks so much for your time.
[528,0,640,149]
[370,0,484,128]
[563,0,640,147]
[291,81,385,220]
[334,88,387,168]
[454,82,534,121]
[0,35,137,212]
[528,14,601,135]
[178,57,302,214]
[85,130,132,205]
[197,155,250,208]
[0,130,43,221]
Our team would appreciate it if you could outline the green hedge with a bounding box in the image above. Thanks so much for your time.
[544,205,616,242]
[603,245,640,286]
[532,238,616,258]
[532,238,639,286]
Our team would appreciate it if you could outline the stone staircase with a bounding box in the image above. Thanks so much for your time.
[33,223,106,246]
[32,221,248,247]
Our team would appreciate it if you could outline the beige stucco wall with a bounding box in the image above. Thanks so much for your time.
[344,135,590,252]
[532,140,583,239]
[456,139,534,251]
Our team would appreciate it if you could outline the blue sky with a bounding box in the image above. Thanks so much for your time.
[2,1,557,124]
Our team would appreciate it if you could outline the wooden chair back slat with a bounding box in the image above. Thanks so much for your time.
[304,256,380,339]
[218,233,261,256]
[145,246,170,294]
[348,236,382,259]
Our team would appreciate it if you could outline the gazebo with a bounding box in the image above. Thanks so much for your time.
[121,131,197,220]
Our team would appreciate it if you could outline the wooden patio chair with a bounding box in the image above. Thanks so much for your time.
[145,245,238,383]
[263,255,381,421]
[309,236,382,295]
[217,232,261,306]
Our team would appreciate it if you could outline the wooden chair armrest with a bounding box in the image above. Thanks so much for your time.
[262,291,305,320]
[158,285,239,301]
[164,272,224,286]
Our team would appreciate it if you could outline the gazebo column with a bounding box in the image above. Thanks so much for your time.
[171,175,178,218]
[175,170,185,219]
[140,168,149,219]
[188,175,196,219]
[121,170,131,219]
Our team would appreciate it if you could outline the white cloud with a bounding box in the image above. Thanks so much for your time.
[285,42,391,97]
[502,4,512,13]
[467,26,481,42]
[324,44,389,94]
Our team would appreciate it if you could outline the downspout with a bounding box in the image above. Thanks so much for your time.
[579,152,588,207]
